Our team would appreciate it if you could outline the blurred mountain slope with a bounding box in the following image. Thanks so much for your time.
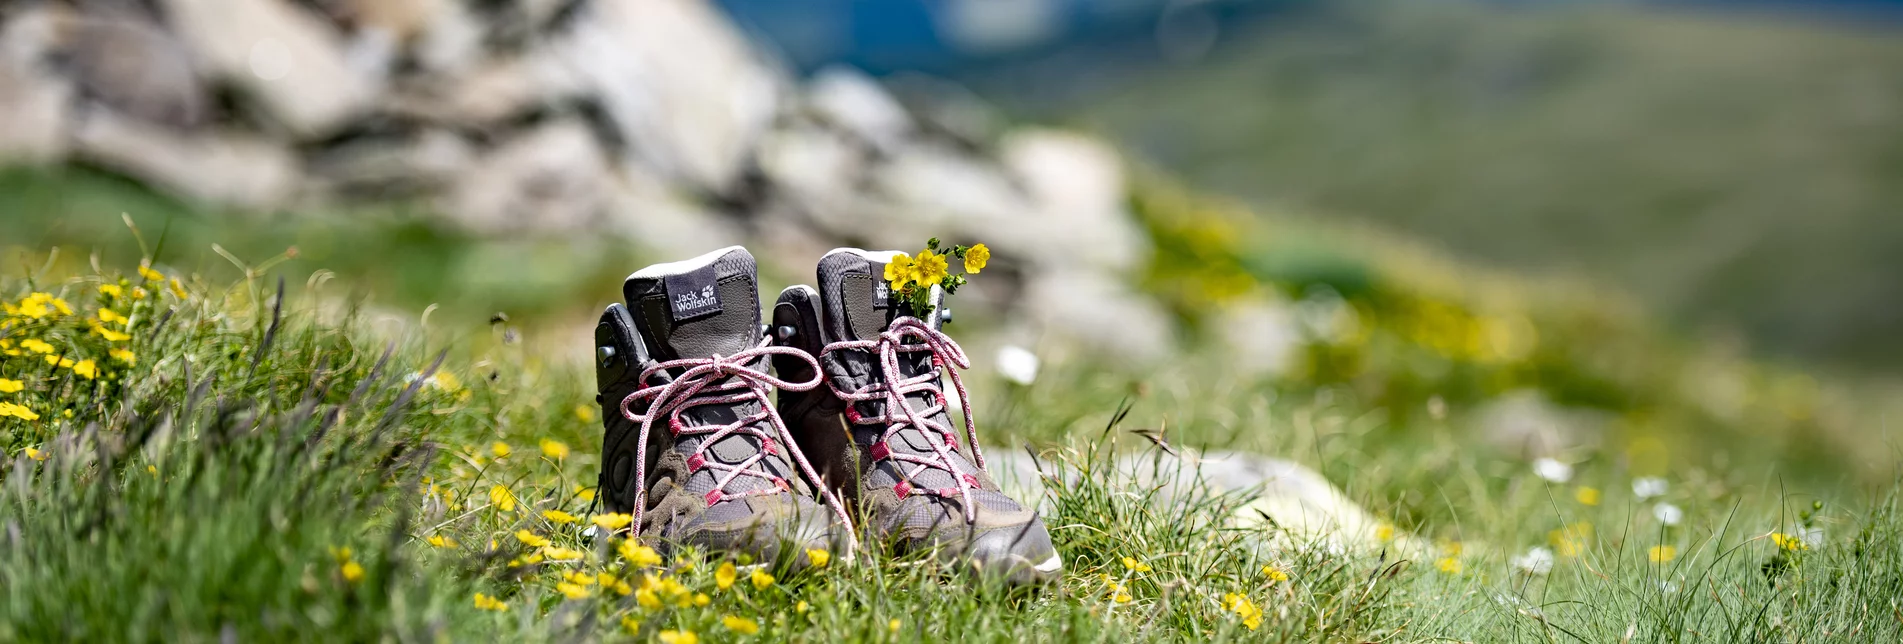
[983,2,1903,372]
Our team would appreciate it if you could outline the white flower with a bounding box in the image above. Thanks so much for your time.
[995,345,1039,385]
[1532,458,1573,484]
[1653,502,1683,526]
[1632,477,1668,499]
[1511,547,1555,575]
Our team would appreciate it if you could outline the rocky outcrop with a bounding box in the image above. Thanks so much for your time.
[0,0,1170,359]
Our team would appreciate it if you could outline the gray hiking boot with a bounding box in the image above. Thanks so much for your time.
[594,246,854,567]
[771,248,1061,584]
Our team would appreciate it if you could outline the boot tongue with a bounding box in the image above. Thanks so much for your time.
[816,249,944,420]
[623,247,762,362]
[623,247,795,496]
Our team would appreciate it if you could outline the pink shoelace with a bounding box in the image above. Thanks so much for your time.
[619,337,856,551]
[821,316,987,523]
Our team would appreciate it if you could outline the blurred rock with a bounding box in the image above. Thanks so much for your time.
[1023,269,1175,363]
[550,0,783,194]
[70,108,297,208]
[1476,390,1606,458]
[756,122,868,231]
[604,164,744,255]
[305,128,473,196]
[1000,129,1147,272]
[161,0,373,136]
[1215,297,1304,379]
[988,448,1429,556]
[0,52,71,164]
[0,0,1184,357]
[444,120,608,233]
[56,15,209,129]
[806,66,913,154]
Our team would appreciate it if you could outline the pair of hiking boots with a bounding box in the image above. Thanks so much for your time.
[592,246,1059,584]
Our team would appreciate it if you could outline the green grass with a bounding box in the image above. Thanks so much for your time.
[3,241,1902,641]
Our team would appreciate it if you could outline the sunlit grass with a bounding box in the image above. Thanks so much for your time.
[1,253,1900,641]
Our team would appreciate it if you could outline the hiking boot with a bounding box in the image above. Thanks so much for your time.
[771,248,1061,584]
[594,246,855,567]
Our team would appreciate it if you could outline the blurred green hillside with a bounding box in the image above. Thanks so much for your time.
[993,1,1903,372]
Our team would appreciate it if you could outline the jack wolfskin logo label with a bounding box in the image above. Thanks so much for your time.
[872,277,892,309]
[663,267,723,322]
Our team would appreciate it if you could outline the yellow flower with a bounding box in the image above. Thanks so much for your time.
[564,571,596,586]
[131,286,147,299]
[693,592,710,607]
[620,539,663,568]
[515,530,550,548]
[0,379,23,393]
[25,447,47,461]
[428,372,461,393]
[542,509,578,525]
[796,600,809,614]
[541,439,570,460]
[575,486,596,502]
[473,592,508,612]
[750,568,774,590]
[168,278,188,299]
[1648,545,1678,563]
[99,284,123,298]
[1575,486,1601,507]
[807,548,831,568]
[42,356,72,369]
[1221,593,1263,631]
[636,588,662,609]
[2,401,42,421]
[884,253,916,289]
[715,561,738,590]
[658,630,698,644]
[593,513,634,532]
[888,619,901,634]
[542,546,584,561]
[341,561,364,583]
[139,264,163,281]
[94,325,131,342]
[620,615,641,634]
[722,616,760,635]
[489,485,517,512]
[1770,532,1810,551]
[98,308,127,325]
[109,348,136,365]
[491,442,511,458]
[963,243,989,274]
[1549,522,1592,557]
[20,339,54,354]
[1436,557,1463,574]
[1375,522,1395,543]
[71,360,98,380]
[146,464,157,476]
[1262,565,1289,582]
[556,582,591,600]
[575,404,597,422]
[1122,556,1152,573]
[426,534,458,549]
[661,575,691,600]
[912,249,949,286]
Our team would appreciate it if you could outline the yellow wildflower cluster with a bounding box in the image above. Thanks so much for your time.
[1221,592,1264,630]
[1770,532,1810,552]
[881,240,989,314]
[2,276,164,432]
